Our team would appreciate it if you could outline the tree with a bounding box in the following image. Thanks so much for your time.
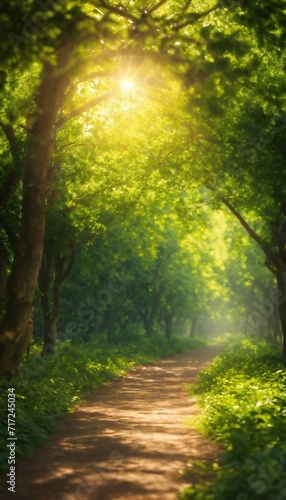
[1,0,285,375]
[182,51,286,358]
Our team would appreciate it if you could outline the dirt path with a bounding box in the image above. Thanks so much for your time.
[4,345,221,500]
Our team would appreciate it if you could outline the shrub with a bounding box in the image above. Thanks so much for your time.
[180,339,286,500]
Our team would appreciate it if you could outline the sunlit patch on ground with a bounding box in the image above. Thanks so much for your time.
[2,346,221,500]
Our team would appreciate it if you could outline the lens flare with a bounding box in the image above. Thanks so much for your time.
[121,79,135,90]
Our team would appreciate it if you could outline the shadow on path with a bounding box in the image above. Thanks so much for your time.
[3,344,222,500]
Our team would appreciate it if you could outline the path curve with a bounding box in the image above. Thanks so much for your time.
[4,345,221,500]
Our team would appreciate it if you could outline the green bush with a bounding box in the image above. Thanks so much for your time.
[0,334,205,480]
[180,339,286,500]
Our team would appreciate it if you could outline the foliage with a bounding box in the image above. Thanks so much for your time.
[54,204,199,341]
[0,334,205,480]
[1,0,286,375]
[180,339,286,500]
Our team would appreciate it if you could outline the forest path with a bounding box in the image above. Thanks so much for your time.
[6,345,222,500]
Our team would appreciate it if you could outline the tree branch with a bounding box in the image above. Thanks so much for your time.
[61,182,125,214]
[0,123,22,211]
[147,0,169,15]
[0,123,21,165]
[76,70,113,83]
[56,88,117,127]
[56,249,76,285]
[172,5,221,30]
[76,47,187,74]
[182,0,194,11]
[206,183,284,274]
[94,0,139,22]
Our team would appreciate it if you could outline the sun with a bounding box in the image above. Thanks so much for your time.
[120,79,135,91]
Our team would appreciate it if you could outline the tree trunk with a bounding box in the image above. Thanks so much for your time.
[40,251,75,356]
[13,316,33,369]
[39,282,59,357]
[42,317,58,357]
[277,271,286,364]
[141,311,154,337]
[211,191,286,362]
[189,316,198,337]
[273,204,286,361]
[140,290,161,337]
[148,293,161,337]
[101,288,134,343]
[104,314,117,343]
[146,316,154,337]
[272,302,282,341]
[164,314,173,339]
[0,56,71,377]
[266,302,282,342]
[0,241,7,315]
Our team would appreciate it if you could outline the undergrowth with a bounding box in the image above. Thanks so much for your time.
[0,334,205,484]
[180,339,286,500]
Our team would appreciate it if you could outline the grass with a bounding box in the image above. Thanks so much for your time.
[179,338,286,500]
[0,334,206,484]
